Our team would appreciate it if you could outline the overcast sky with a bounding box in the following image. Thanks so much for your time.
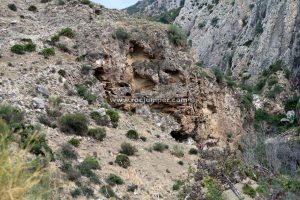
[93,0,139,9]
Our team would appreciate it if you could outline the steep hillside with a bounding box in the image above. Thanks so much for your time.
[127,0,300,89]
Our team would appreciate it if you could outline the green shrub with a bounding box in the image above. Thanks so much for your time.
[171,145,184,157]
[172,180,183,191]
[100,185,115,198]
[198,21,206,29]
[68,138,80,147]
[211,17,219,27]
[189,148,198,155]
[8,4,17,11]
[126,130,139,140]
[140,136,147,142]
[51,35,60,43]
[81,65,91,75]
[76,84,96,104]
[77,156,100,178]
[70,188,81,198]
[0,104,24,128]
[153,143,169,152]
[59,113,88,135]
[60,144,78,159]
[213,68,224,83]
[80,186,94,197]
[253,78,267,93]
[284,95,300,111]
[119,142,137,156]
[106,109,119,123]
[240,92,253,111]
[115,154,130,168]
[115,28,130,41]
[255,22,263,36]
[58,69,66,77]
[266,84,283,99]
[106,174,124,186]
[11,44,25,54]
[168,24,187,46]
[40,48,55,58]
[61,162,81,182]
[28,5,37,12]
[81,156,100,170]
[58,27,75,38]
[24,43,36,52]
[22,132,53,158]
[242,184,256,198]
[202,176,223,200]
[88,128,106,141]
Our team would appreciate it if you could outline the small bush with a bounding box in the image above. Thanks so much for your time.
[68,138,80,147]
[153,143,169,152]
[115,154,130,168]
[70,188,81,198]
[240,92,253,111]
[11,44,25,54]
[255,22,263,36]
[58,27,75,38]
[115,28,130,41]
[171,145,184,157]
[61,162,81,181]
[40,48,55,58]
[82,156,100,169]
[106,174,124,186]
[88,128,106,141]
[189,148,198,155]
[119,142,137,156]
[213,68,224,83]
[172,180,183,191]
[168,24,187,46]
[106,109,119,123]
[24,42,36,52]
[100,185,115,198]
[202,176,223,200]
[140,136,147,142]
[51,35,60,43]
[242,184,256,198]
[126,130,139,140]
[77,156,100,178]
[76,84,96,104]
[59,113,88,135]
[28,5,37,12]
[211,17,219,27]
[90,111,110,126]
[81,65,91,75]
[80,186,94,197]
[58,69,66,77]
[8,4,17,11]
[284,95,300,111]
[0,104,24,128]
[61,144,78,159]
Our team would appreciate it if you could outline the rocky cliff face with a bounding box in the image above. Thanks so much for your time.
[127,0,300,88]
[127,0,184,16]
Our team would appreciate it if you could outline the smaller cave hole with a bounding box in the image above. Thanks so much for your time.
[170,130,191,142]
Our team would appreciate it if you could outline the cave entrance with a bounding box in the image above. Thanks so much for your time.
[170,130,191,142]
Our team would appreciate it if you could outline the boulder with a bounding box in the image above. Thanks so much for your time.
[32,97,45,109]
[36,85,49,97]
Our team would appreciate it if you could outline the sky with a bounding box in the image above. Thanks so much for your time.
[93,0,139,9]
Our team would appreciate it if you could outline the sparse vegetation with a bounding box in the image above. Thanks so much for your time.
[40,48,55,58]
[106,174,124,186]
[106,109,119,123]
[153,143,169,152]
[28,5,37,12]
[88,127,106,141]
[59,27,75,38]
[202,176,223,200]
[68,137,80,147]
[171,145,184,157]
[115,154,130,168]
[115,28,130,41]
[168,24,187,46]
[126,129,139,140]
[60,143,78,159]
[76,84,97,104]
[211,17,219,27]
[213,68,224,83]
[100,185,115,198]
[119,142,137,156]
[59,113,88,135]
[242,184,256,198]
[11,44,25,54]
[189,148,198,155]
[8,4,17,11]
